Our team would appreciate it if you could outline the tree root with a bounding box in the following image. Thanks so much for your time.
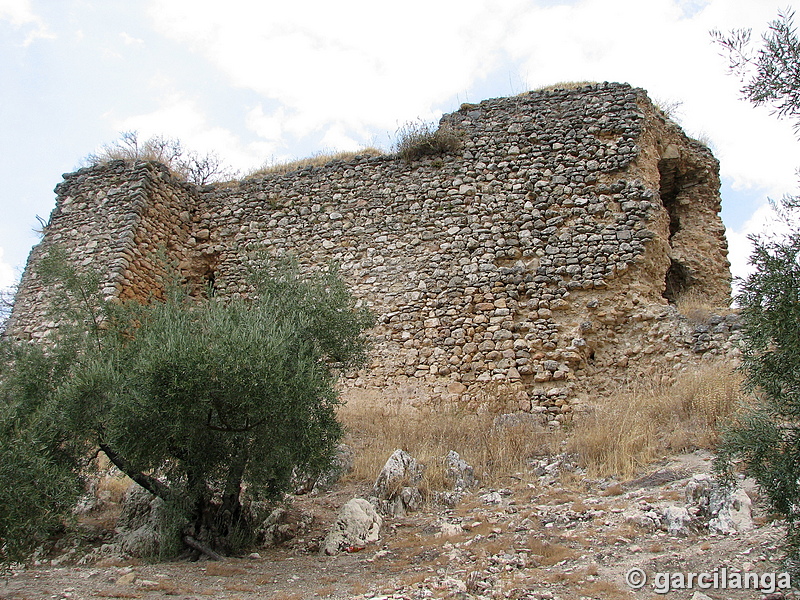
[182,535,224,561]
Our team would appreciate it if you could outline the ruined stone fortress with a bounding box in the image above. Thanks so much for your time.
[7,83,734,419]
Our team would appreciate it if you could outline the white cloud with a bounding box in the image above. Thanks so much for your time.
[725,200,795,288]
[112,91,275,173]
[146,0,523,139]
[246,105,286,143]
[0,0,54,44]
[142,0,800,203]
[0,246,17,290]
[120,31,144,45]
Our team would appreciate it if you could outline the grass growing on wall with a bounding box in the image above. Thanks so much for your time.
[246,148,385,178]
[533,81,598,92]
[392,120,464,162]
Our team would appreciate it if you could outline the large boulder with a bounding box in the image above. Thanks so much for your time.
[371,449,426,517]
[321,498,382,555]
[661,505,692,536]
[373,449,425,497]
[685,474,753,534]
[114,484,166,557]
[444,450,477,491]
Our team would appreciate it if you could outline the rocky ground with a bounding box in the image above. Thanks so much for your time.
[0,450,795,600]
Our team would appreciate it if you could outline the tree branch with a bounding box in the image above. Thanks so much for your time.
[182,535,224,561]
[98,442,173,502]
[205,419,265,433]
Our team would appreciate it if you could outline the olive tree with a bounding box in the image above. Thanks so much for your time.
[713,8,800,572]
[0,250,372,559]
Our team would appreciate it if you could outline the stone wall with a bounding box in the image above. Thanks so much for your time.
[7,83,732,418]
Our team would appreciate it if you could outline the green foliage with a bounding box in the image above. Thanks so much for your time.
[393,120,463,162]
[712,8,800,132]
[714,8,800,574]
[715,212,800,568]
[0,251,372,559]
[0,340,88,561]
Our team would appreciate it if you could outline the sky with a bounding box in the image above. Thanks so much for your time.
[2,0,799,299]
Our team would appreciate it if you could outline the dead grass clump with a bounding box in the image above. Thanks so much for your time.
[674,288,734,324]
[95,470,132,505]
[601,483,624,497]
[337,392,561,492]
[85,131,234,185]
[248,148,384,178]
[525,539,577,566]
[568,362,746,479]
[533,81,597,92]
[393,120,463,162]
[580,580,633,599]
[313,585,337,597]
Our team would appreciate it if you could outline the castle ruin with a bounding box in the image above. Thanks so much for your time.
[6,83,733,419]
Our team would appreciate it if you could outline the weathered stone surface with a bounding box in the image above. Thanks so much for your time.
[257,507,314,547]
[321,498,382,555]
[685,474,753,534]
[372,449,426,517]
[373,449,425,499]
[114,484,165,558]
[661,505,692,536]
[6,83,734,411]
[444,450,477,491]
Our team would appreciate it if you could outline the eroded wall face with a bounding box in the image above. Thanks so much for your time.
[7,83,732,417]
[7,161,197,340]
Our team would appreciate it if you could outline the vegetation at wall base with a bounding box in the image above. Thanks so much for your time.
[0,249,372,560]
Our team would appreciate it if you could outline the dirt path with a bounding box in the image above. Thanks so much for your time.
[1,452,795,600]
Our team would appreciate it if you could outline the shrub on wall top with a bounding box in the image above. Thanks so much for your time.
[393,120,463,162]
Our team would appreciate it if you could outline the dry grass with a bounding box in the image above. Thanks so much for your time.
[674,288,734,324]
[580,580,633,599]
[337,389,561,493]
[568,362,747,479]
[393,120,463,162]
[85,131,234,185]
[533,81,597,92]
[247,148,384,178]
[525,539,577,566]
[95,468,133,505]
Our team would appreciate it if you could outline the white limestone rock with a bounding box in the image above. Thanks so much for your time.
[321,498,382,555]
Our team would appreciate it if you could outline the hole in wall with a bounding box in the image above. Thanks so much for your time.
[204,269,217,297]
[658,148,697,304]
[663,259,691,304]
[658,157,681,240]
